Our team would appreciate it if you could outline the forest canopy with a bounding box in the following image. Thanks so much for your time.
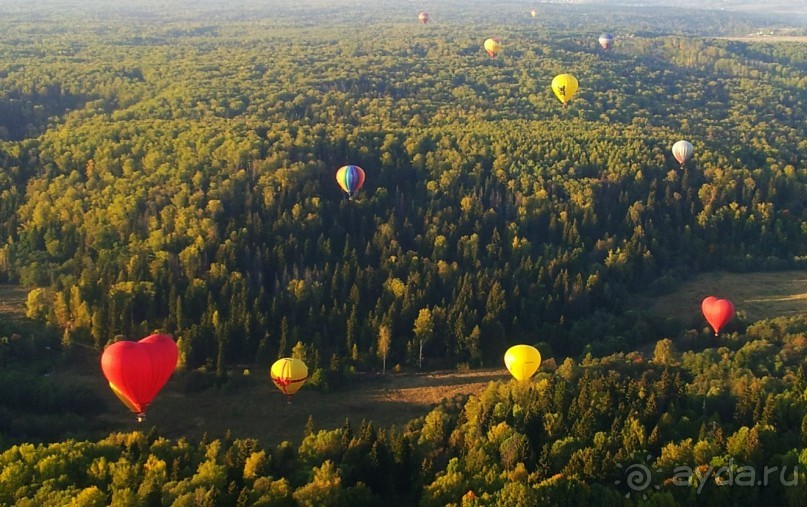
[0,1,806,504]
[1,1,804,371]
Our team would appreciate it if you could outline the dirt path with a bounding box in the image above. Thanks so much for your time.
[96,367,512,447]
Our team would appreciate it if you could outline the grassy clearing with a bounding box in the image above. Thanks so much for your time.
[635,270,807,326]
[0,285,29,323]
[0,283,510,447]
[93,367,511,447]
[12,270,806,447]
[109,271,807,446]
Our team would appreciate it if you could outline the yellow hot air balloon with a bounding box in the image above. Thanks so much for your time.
[551,74,579,105]
[270,357,308,401]
[504,345,542,381]
[484,37,503,58]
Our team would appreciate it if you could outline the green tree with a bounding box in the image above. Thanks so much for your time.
[377,324,391,374]
[413,308,434,370]
[291,460,346,507]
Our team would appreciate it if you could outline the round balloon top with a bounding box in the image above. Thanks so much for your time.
[702,297,735,335]
[335,165,365,198]
[101,333,179,422]
[504,345,542,381]
[270,357,309,399]
[599,33,614,50]
[418,11,429,24]
[551,74,579,105]
[530,9,537,18]
[484,38,503,58]
[672,140,694,166]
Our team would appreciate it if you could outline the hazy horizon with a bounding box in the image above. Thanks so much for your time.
[1,0,806,14]
[1,0,802,40]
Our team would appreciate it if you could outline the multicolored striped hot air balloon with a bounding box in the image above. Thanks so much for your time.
[335,165,365,199]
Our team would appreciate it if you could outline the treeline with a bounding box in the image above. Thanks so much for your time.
[2,316,806,506]
[0,13,806,377]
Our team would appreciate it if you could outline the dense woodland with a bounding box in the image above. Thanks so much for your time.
[3,317,807,506]
[1,0,807,505]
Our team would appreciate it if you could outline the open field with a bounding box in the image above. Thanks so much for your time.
[0,285,29,323]
[8,268,806,447]
[88,270,807,446]
[634,270,807,326]
[91,365,511,447]
[0,283,510,447]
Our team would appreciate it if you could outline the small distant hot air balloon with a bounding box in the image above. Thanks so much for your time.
[101,334,179,422]
[270,357,309,402]
[504,345,542,381]
[530,9,538,18]
[335,165,365,199]
[418,11,429,24]
[672,140,694,167]
[484,37,503,58]
[599,33,614,50]
[702,297,735,335]
[551,74,579,105]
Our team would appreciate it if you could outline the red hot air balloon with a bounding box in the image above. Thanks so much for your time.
[418,11,429,24]
[101,334,179,422]
[701,297,735,335]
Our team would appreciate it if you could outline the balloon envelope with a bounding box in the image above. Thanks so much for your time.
[599,33,614,50]
[702,296,735,335]
[484,38,503,58]
[335,165,365,198]
[101,334,178,421]
[270,357,309,397]
[418,11,428,24]
[530,9,537,18]
[504,345,542,381]
[551,74,579,104]
[672,140,694,166]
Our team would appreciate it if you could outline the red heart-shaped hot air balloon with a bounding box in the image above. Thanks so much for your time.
[101,333,178,422]
[701,297,735,335]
